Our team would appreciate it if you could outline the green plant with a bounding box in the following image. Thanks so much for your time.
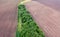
[16,4,45,37]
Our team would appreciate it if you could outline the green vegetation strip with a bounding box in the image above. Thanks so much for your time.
[16,4,45,37]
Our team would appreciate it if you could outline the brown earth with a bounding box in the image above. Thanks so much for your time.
[25,1,60,37]
[33,0,60,11]
[0,0,18,37]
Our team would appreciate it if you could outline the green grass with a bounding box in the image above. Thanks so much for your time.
[16,4,45,37]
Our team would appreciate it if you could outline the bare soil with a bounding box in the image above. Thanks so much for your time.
[33,0,60,11]
[0,0,17,37]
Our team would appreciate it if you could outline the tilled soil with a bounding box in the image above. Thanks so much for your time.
[0,0,17,37]
[33,0,60,11]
